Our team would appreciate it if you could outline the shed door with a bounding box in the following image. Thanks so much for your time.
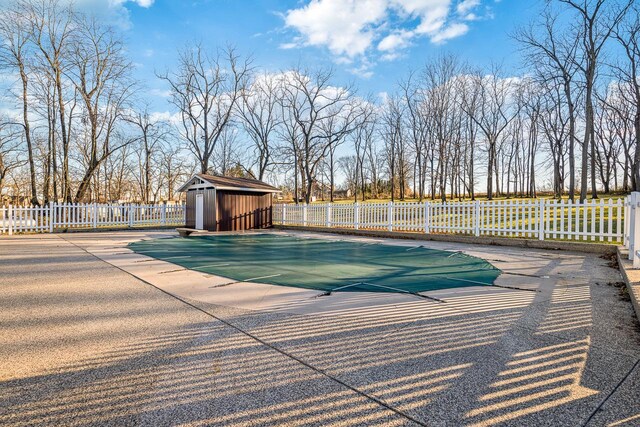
[195,194,204,230]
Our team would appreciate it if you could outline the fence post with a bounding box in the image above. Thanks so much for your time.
[629,192,640,267]
[161,203,166,225]
[538,198,545,241]
[388,201,393,232]
[128,204,133,228]
[628,193,635,259]
[8,204,12,236]
[326,203,331,228]
[282,204,287,225]
[92,203,98,229]
[474,200,480,236]
[303,204,308,227]
[622,196,631,251]
[354,202,359,230]
[424,201,430,234]
[48,203,54,233]
[634,196,640,268]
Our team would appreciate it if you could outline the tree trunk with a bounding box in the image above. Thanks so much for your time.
[19,66,38,206]
[486,141,494,200]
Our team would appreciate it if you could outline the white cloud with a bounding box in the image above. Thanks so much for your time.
[377,30,413,52]
[457,0,480,14]
[282,0,488,73]
[128,0,154,7]
[349,64,374,79]
[78,0,155,28]
[283,0,387,58]
[149,111,178,124]
[430,22,469,44]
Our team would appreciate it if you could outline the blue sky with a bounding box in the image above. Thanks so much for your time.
[104,0,537,111]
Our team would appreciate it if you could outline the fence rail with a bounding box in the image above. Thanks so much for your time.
[275,197,630,244]
[0,203,185,235]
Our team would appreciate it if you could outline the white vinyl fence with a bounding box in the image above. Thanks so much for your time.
[0,203,185,235]
[275,196,640,263]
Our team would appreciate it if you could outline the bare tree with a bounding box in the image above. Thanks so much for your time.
[422,54,466,201]
[462,67,519,200]
[338,155,357,197]
[237,72,281,180]
[351,99,376,201]
[158,44,251,175]
[559,0,633,200]
[0,120,26,193]
[380,95,404,201]
[277,78,303,203]
[280,67,361,204]
[25,0,75,202]
[320,104,360,202]
[515,8,581,200]
[539,82,570,198]
[399,71,428,199]
[593,91,621,192]
[0,2,39,204]
[612,4,640,190]
[125,108,171,202]
[212,126,242,175]
[159,142,190,202]
[66,17,135,201]
[457,75,481,199]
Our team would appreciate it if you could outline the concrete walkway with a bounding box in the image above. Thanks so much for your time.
[2,231,640,426]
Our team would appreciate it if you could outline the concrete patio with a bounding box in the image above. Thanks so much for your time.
[1,230,639,426]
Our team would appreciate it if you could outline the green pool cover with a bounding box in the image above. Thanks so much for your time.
[129,234,501,294]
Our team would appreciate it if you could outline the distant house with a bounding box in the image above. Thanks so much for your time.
[178,174,280,231]
[332,189,352,199]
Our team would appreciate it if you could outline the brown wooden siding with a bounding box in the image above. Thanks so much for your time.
[186,188,272,231]
[215,191,272,231]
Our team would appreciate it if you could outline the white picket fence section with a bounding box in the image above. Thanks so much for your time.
[626,192,640,268]
[275,197,629,244]
[0,203,185,235]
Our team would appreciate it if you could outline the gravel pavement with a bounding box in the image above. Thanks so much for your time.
[1,232,640,426]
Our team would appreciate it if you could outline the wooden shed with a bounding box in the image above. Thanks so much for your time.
[178,174,280,231]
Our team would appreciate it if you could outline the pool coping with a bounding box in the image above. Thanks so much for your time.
[616,247,640,323]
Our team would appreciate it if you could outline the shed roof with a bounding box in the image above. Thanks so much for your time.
[178,173,281,193]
